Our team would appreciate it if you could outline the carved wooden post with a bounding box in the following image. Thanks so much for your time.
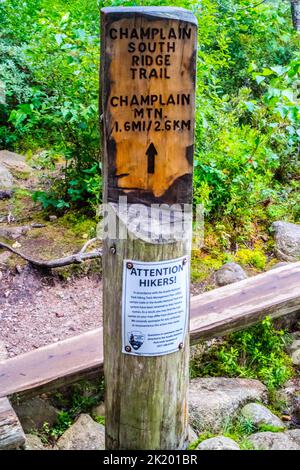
[101,7,197,450]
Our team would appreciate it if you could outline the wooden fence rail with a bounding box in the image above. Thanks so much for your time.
[0,262,299,400]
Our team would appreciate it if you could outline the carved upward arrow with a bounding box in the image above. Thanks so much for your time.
[146,143,157,174]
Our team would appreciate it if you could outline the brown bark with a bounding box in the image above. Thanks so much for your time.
[291,0,300,31]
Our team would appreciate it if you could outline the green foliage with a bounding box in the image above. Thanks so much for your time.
[1,0,299,223]
[33,191,70,211]
[257,423,285,433]
[58,211,97,237]
[235,248,267,270]
[190,317,293,390]
[188,431,214,450]
[94,415,105,425]
[192,0,299,239]
[1,0,101,209]
[187,416,256,450]
[67,380,105,416]
[69,380,104,412]
[188,414,284,450]
[42,411,72,440]
[41,379,105,442]
[191,251,224,282]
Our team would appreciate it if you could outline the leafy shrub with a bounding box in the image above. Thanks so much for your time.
[41,379,104,442]
[1,0,101,209]
[193,0,299,238]
[190,317,293,390]
[42,411,72,440]
[235,248,267,270]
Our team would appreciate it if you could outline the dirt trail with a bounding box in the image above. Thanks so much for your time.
[0,266,102,357]
[0,150,106,357]
[0,264,205,358]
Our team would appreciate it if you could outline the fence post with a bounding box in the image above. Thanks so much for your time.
[101,6,197,450]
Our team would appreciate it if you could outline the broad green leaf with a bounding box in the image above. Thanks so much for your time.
[255,75,265,85]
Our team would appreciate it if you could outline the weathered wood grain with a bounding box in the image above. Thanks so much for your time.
[0,397,25,449]
[0,330,103,400]
[101,6,197,450]
[103,231,190,450]
[101,6,197,206]
[0,262,299,402]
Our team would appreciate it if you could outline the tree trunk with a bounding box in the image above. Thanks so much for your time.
[291,0,300,31]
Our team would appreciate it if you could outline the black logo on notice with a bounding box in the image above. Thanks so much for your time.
[128,331,145,350]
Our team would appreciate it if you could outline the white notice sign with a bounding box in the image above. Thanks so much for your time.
[122,256,189,357]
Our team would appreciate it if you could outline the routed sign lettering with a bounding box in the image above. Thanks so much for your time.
[101,7,197,205]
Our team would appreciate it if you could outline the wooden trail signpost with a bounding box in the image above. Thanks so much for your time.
[101,7,197,450]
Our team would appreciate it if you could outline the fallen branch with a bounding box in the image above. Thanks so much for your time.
[0,239,102,269]
[79,237,98,254]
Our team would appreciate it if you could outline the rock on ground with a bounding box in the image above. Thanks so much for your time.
[57,414,105,450]
[240,403,285,429]
[291,349,300,366]
[0,225,31,240]
[0,150,32,178]
[271,221,300,262]
[0,340,8,361]
[197,436,240,450]
[188,426,198,444]
[0,251,12,265]
[287,429,300,446]
[277,378,300,426]
[189,377,267,433]
[24,434,47,450]
[248,430,300,450]
[287,337,300,354]
[287,336,300,366]
[0,163,13,189]
[215,262,247,287]
[14,397,59,432]
[92,402,105,417]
